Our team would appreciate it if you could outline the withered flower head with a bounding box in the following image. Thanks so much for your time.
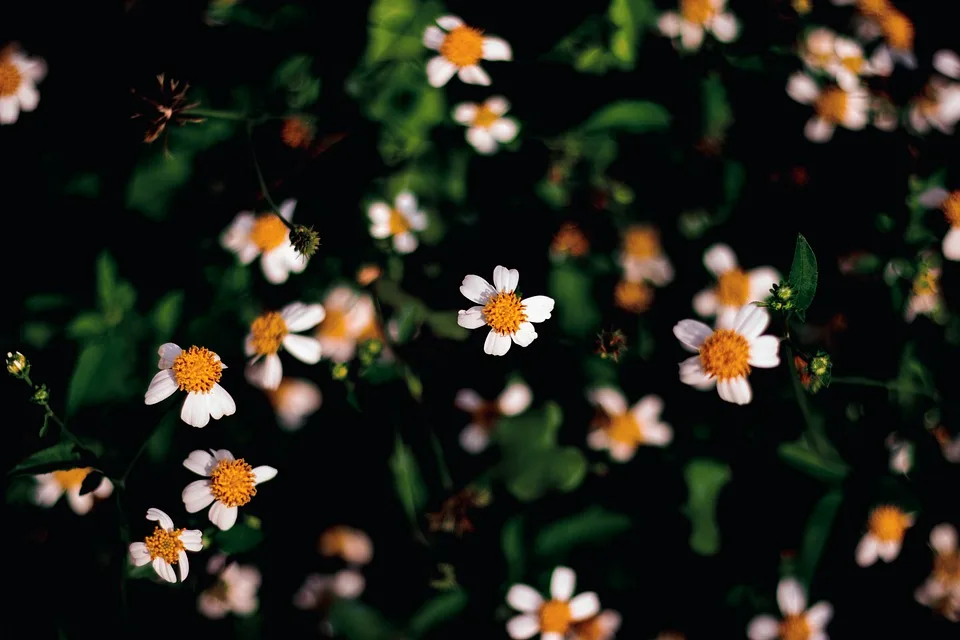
[427,487,490,536]
[281,116,315,149]
[290,224,320,259]
[131,73,204,150]
[595,328,628,362]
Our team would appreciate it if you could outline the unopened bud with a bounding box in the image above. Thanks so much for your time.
[811,353,831,377]
[331,363,349,380]
[6,351,28,377]
[290,224,320,259]
[31,384,50,405]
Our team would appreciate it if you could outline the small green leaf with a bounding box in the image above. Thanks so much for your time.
[390,434,427,523]
[406,590,468,638]
[580,100,670,134]
[404,367,423,401]
[66,312,107,339]
[787,234,818,318]
[682,458,731,556]
[66,342,107,416]
[548,263,600,338]
[703,72,733,140]
[25,293,72,312]
[328,599,395,640]
[794,490,843,587]
[8,442,82,476]
[151,291,184,343]
[778,440,849,483]
[95,251,118,311]
[424,311,469,340]
[534,506,631,557]
[215,522,264,554]
[501,516,525,583]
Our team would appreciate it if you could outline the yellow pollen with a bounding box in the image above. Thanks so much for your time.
[857,0,892,18]
[680,0,716,25]
[912,270,939,296]
[842,55,864,74]
[482,292,527,336]
[172,346,223,394]
[250,214,289,252]
[716,268,750,307]
[250,311,288,356]
[440,25,485,67]
[539,600,573,634]
[699,329,751,381]
[209,458,257,508]
[933,550,960,586]
[624,226,661,259]
[942,191,960,228]
[473,104,499,128]
[317,308,349,339]
[0,60,22,97]
[144,526,186,564]
[778,614,811,640]
[792,0,812,15]
[53,467,91,490]
[880,10,913,50]
[606,412,644,446]
[615,280,654,314]
[867,505,911,542]
[814,87,848,124]
[388,209,411,235]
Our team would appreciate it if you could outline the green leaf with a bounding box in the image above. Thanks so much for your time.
[215,522,264,554]
[778,440,849,483]
[787,234,818,319]
[25,293,72,312]
[406,590,468,638]
[580,100,670,134]
[273,55,321,109]
[501,515,526,583]
[392,302,426,344]
[682,458,731,556]
[66,312,107,339]
[535,506,631,557]
[66,342,107,416]
[151,291,184,343]
[608,0,654,67]
[424,311,469,340]
[95,251,118,311]
[328,599,395,640]
[404,367,423,401]
[390,434,427,523]
[548,263,600,338]
[125,153,192,220]
[702,72,733,139]
[794,490,843,587]
[8,442,82,476]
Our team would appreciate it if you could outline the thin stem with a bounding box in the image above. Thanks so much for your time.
[190,108,285,124]
[429,432,453,491]
[247,123,294,230]
[23,373,93,452]
[831,376,939,400]
[120,420,164,485]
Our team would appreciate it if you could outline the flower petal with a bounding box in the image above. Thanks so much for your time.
[209,384,236,420]
[423,25,445,50]
[588,387,628,415]
[158,343,182,369]
[394,191,417,214]
[692,288,718,318]
[934,49,960,79]
[493,266,520,293]
[282,302,326,332]
[749,336,781,368]
[680,21,704,49]
[550,566,576,601]
[181,392,212,428]
[283,334,323,364]
[180,529,204,551]
[67,489,94,515]
[806,601,833,630]
[484,330,512,356]
[458,64,491,86]
[253,466,278,484]
[129,542,151,566]
[426,56,458,87]
[511,322,538,347]
[748,268,781,303]
[458,306,487,329]
[746,615,780,640]
[804,117,835,142]
[490,118,519,143]
[210,501,239,531]
[278,199,297,222]
[777,577,807,616]
[261,247,292,284]
[482,37,512,61]
[679,356,715,389]
[734,304,771,339]
[460,275,497,304]
[246,355,283,390]
[521,296,554,323]
[717,377,752,405]
[460,424,490,453]
[674,319,713,352]
[454,388,484,412]
[146,508,175,531]
[787,72,820,104]
[498,382,532,416]
[467,126,499,154]
[931,524,958,554]
[711,12,739,42]
[153,558,177,583]
[393,232,419,254]
[453,102,478,124]
[485,96,510,115]
[506,614,540,640]
[703,243,738,276]
[145,370,178,405]
[436,15,463,30]
[943,228,960,261]
[33,475,63,506]
[642,421,673,446]
[569,592,600,621]
[877,540,901,562]
[506,584,544,613]
[178,549,190,582]
[633,394,663,422]
[658,12,682,37]
[183,481,215,513]
[0,97,20,124]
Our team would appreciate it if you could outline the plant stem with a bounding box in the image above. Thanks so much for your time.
[190,108,283,124]
[831,376,939,400]
[429,431,453,491]
[247,123,294,229]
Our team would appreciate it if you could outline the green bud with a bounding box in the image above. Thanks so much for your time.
[31,384,50,405]
[331,363,349,380]
[6,351,28,377]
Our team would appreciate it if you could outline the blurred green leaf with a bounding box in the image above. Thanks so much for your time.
[25,293,72,311]
[392,302,426,344]
[406,589,468,638]
[794,489,843,587]
[501,515,526,583]
[126,153,192,220]
[390,434,427,523]
[778,439,849,483]
[404,366,424,401]
[146,411,179,463]
[682,458,731,556]
[364,0,424,64]
[126,559,157,580]
[580,100,670,134]
[702,72,733,140]
[66,312,106,340]
[549,263,600,337]
[65,337,138,415]
[8,442,81,476]
[64,172,101,197]
[150,290,184,343]
[608,0,654,68]
[215,522,265,554]
[22,322,55,349]
[535,506,631,557]
[424,311,468,340]
[328,599,395,640]
[723,161,746,207]
[66,342,107,416]
[273,55,321,109]
[788,234,818,321]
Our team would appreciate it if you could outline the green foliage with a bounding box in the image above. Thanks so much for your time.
[793,490,843,587]
[215,520,265,554]
[549,263,600,337]
[702,72,733,140]
[501,515,526,583]
[787,234,818,322]
[8,442,82,476]
[390,434,428,523]
[778,439,849,483]
[273,55,321,109]
[534,506,631,557]
[406,589,468,637]
[580,100,671,135]
[328,599,396,640]
[682,459,731,556]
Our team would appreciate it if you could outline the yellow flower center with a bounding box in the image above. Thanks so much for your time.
[867,505,911,542]
[250,214,289,252]
[539,600,573,634]
[552,222,589,257]
[624,226,660,259]
[792,0,812,15]
[778,614,811,640]
[606,412,644,446]
[482,292,527,336]
[209,458,257,508]
[53,467,91,490]
[440,25,484,67]
[615,280,654,314]
[881,10,913,50]
[317,308,349,339]
[0,60,22,97]
[857,0,891,18]
[942,191,960,228]
[716,268,750,307]
[842,55,864,74]
[144,526,186,564]
[912,270,939,296]
[172,346,223,394]
[472,104,499,128]
[570,615,606,640]
[815,87,848,124]
[680,0,716,25]
[389,209,411,235]
[699,329,751,381]
[250,311,288,356]
[933,551,960,586]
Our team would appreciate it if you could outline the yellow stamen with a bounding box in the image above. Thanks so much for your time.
[482,292,527,336]
[912,270,939,296]
[317,308,349,339]
[388,209,411,235]
[250,214,289,252]
[615,280,654,314]
[624,226,661,259]
[539,600,574,634]
[172,346,223,394]
[209,458,258,507]
[942,191,960,228]
[472,104,499,128]
[144,526,186,564]
[0,60,22,97]
[250,311,288,356]
[880,10,913,50]
[841,56,864,74]
[868,505,911,542]
[606,412,644,446]
[440,25,484,67]
[814,87,848,124]
[699,329,751,381]
[53,467,91,490]
[680,0,716,25]
[779,614,811,640]
[716,268,750,307]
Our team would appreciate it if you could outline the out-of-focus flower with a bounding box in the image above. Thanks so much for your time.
[792,0,812,15]
[885,434,914,475]
[938,427,960,463]
[294,570,366,611]
[692,244,779,326]
[830,0,892,18]
[0,44,46,125]
[657,0,740,51]
[221,200,308,284]
[614,280,654,314]
[595,329,628,362]
[34,468,113,515]
[747,577,833,640]
[787,73,869,142]
[654,632,686,640]
[915,524,960,621]
[800,29,891,90]
[266,377,322,431]
[356,264,382,286]
[367,192,428,254]
[244,302,325,390]
[506,566,601,640]
[619,225,673,286]
[128,508,203,584]
[453,96,519,155]
[6,351,28,377]
[550,222,590,259]
[281,116,314,149]
[856,505,915,567]
[422,15,512,87]
[870,92,898,131]
[916,188,960,260]
[907,55,960,134]
[570,610,622,640]
[313,286,376,362]
[454,381,532,453]
[198,555,261,619]
[181,449,278,531]
[905,266,942,323]
[587,387,672,462]
[131,73,203,146]
[457,266,555,356]
[427,486,491,536]
[876,9,916,68]
[144,343,236,428]
[318,526,373,566]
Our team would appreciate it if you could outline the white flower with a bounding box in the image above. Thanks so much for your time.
[453,96,519,155]
[319,526,374,565]
[244,302,325,390]
[787,72,869,142]
[422,15,512,87]
[181,449,278,531]
[619,225,674,286]
[313,286,377,363]
[746,577,833,640]
[800,29,891,90]
[506,566,601,640]
[455,381,532,453]
[673,304,781,405]
[934,50,960,80]
[904,267,941,323]
[570,610,622,640]
[587,388,672,461]
[907,76,960,136]
[128,508,203,584]
[658,0,739,51]
[34,467,113,515]
[266,377,322,431]
[941,431,960,464]
[856,505,915,567]
[885,434,913,475]
[457,266,555,356]
[221,199,308,284]
[144,343,236,428]
[198,555,262,619]
[0,48,46,125]
[294,570,366,610]
[916,187,960,261]
[692,244,779,325]
[367,192,428,253]
[915,524,960,621]
[874,9,917,69]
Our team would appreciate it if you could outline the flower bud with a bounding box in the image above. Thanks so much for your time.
[289,224,320,259]
[6,351,28,377]
[331,363,349,380]
[31,384,50,405]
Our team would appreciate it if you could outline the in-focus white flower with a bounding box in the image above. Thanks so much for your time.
[787,72,869,142]
[198,555,261,619]
[570,610,622,640]
[244,302,325,390]
[747,577,833,640]
[221,199,308,284]
[266,377,322,431]
[905,266,942,323]
[34,467,113,515]
[422,15,512,87]
[128,508,203,584]
[587,387,672,462]
[692,244,779,325]
[885,434,914,475]
[294,570,366,610]
[856,505,915,567]
[367,191,428,253]
[319,526,374,565]
[0,47,46,125]
[453,96,519,155]
[915,524,960,621]
[457,266,555,356]
[506,566,601,640]
[181,449,278,531]
[144,343,236,428]
[657,0,739,51]
[619,225,673,286]
[455,381,532,453]
[916,188,960,260]
[313,286,376,362]
[673,304,781,405]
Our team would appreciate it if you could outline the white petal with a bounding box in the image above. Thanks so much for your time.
[748,268,781,303]
[931,524,958,553]
[423,25,445,50]
[511,322,538,347]
[458,306,487,329]
[198,592,230,619]
[746,615,780,640]
[587,429,610,450]
[777,577,807,615]
[569,592,601,621]
[703,243,738,276]
[453,102,478,124]
[521,295,554,323]
[129,542,151,566]
[246,355,283,390]
[787,73,820,104]
[19,57,47,82]
[393,232,419,254]
[633,395,663,422]
[253,465,278,484]
[209,384,236,420]
[426,56,458,87]
[153,558,177,583]
[855,534,880,567]
[550,566,576,601]
[498,382,532,416]
[394,191,417,214]
[692,288,719,317]
[673,319,713,352]
[181,392,212,428]
[805,117,835,142]
[368,202,391,226]
[679,356,715,389]
[0,97,20,124]
[484,330,512,356]
[34,476,63,507]
[485,96,510,116]
[749,336,781,368]
[281,302,326,332]
[67,489,94,515]
[482,37,512,61]
[806,601,833,630]
[93,476,114,499]
[460,424,490,453]
[370,220,392,239]
[180,529,204,551]
[15,82,38,113]
[734,304,771,339]
[436,15,464,30]
[506,584,544,613]
[877,540,901,562]
[332,569,366,598]
[145,370,178,405]
[458,65,491,86]
[460,275,497,304]
[711,12,739,42]
[178,550,190,581]
[658,12,682,37]
[261,248,292,284]
[210,501,239,531]
[934,49,960,79]
[183,481,215,513]
[642,421,673,446]
[467,127,499,154]
[918,187,949,208]
[680,21,704,49]
[541,634,564,640]
[454,388,484,412]
[588,387,628,415]
[283,334,323,364]
[278,199,297,222]
[717,377,752,405]
[506,614,540,640]
[146,508,175,531]
[490,118,519,143]
[943,228,960,261]
[157,343,182,369]
[493,266,520,293]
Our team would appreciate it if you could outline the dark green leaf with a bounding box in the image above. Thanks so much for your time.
[703,72,733,139]
[424,311,469,340]
[501,516,525,583]
[548,263,600,338]
[151,290,184,343]
[8,442,81,475]
[787,234,818,317]
[215,522,264,554]
[66,342,107,416]
[580,100,670,134]
[406,590,468,638]
[95,251,118,311]
[535,506,631,557]
[778,440,849,483]
[390,434,427,523]
[328,599,395,640]
[794,490,843,587]
[78,469,105,496]
[25,293,72,312]
[66,312,106,339]
[682,458,731,556]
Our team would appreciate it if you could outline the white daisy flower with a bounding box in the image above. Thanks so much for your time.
[506,566,601,640]
[128,508,203,584]
[313,286,376,363]
[570,610,622,640]
[455,381,532,453]
[220,199,308,284]
[904,267,941,323]
[422,15,512,87]
[747,577,833,640]
[830,37,892,89]
[787,72,869,142]
[34,467,113,515]
[0,47,46,125]
[692,244,780,326]
[618,225,674,286]
[916,188,960,260]
[144,343,236,428]
[294,570,366,610]
[856,505,915,567]
[244,302,325,390]
[657,0,740,51]
[367,192,428,254]
[319,526,374,566]
[915,524,960,621]
[587,387,672,462]
[181,449,278,531]
[453,96,519,155]
[198,555,261,619]
[673,304,781,405]
[800,27,838,73]
[266,377,322,431]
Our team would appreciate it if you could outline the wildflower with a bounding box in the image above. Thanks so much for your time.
[294,570,365,610]
[457,266,555,356]
[907,56,960,135]
[289,224,320,259]
[570,610,622,640]
[673,304,781,405]
[281,116,314,149]
[453,96,519,155]
[876,9,916,68]
[692,244,780,326]
[934,50,960,80]
[747,577,833,640]
[367,192,428,254]
[454,381,532,453]
[829,0,892,18]
[657,0,740,51]
[800,29,891,90]
[221,199,309,284]
[619,225,674,286]
[198,555,261,619]
[244,302,325,390]
[131,73,203,146]
[0,44,46,125]
[319,526,373,566]
[313,286,376,362]
[856,505,914,566]
[614,280,654,314]
[550,222,589,259]
[506,566,601,640]
[885,434,914,475]
[144,343,236,428]
[587,387,672,462]
[181,449,278,531]
[915,524,960,621]
[422,15,512,87]
[34,468,113,515]
[787,72,869,142]
[917,188,960,260]
[905,266,941,322]
[128,508,203,583]
[356,264,382,286]
[427,486,491,536]
[6,351,27,377]
[266,377,322,431]
[595,329,628,362]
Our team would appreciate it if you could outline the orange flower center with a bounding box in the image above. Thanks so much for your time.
[881,10,913,50]
[172,346,223,394]
[472,104,499,128]
[942,191,960,228]
[482,292,527,336]
[615,280,654,314]
[317,308,349,339]
[144,526,186,564]
[699,329,751,381]
[440,26,484,67]
[606,412,644,446]
[539,600,573,634]
[570,615,606,640]
[53,467,91,490]
[867,505,911,542]
[912,270,939,296]
[250,214,289,252]
[857,0,892,18]
[388,209,411,235]
[319,527,353,557]
[716,268,750,307]
[624,226,660,259]
[681,0,715,25]
[0,60,22,97]
[551,223,589,257]
[250,311,288,355]
[779,614,811,640]
[842,55,864,74]
[815,87,848,124]
[933,551,960,586]
[209,458,257,508]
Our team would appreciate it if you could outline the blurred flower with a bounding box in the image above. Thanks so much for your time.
[266,377,322,431]
[244,302,325,390]
[506,566,601,640]
[674,304,781,405]
[596,329,628,362]
[938,428,960,463]
[144,343,236,428]
[198,555,261,619]
[422,15,512,87]
[457,266,555,356]
[0,44,45,125]
[654,632,685,640]
[6,351,28,377]
[830,0,892,18]
[905,266,942,323]
[693,244,780,326]
[294,570,365,610]
[318,526,373,566]
[586,388,672,461]
[614,280,654,314]
[787,72,869,142]
[915,524,960,621]
[870,92,898,131]
[131,73,203,147]
[934,50,960,79]
[454,381,532,453]
[356,264,382,286]
[916,187,960,260]
[747,577,833,640]
[800,29,891,90]
[313,286,376,362]
[570,610,621,640]
[550,222,590,259]
[281,116,315,149]
[367,191,428,254]
[34,468,113,515]
[427,486,491,535]
[619,225,673,286]
[875,9,916,68]
[856,505,915,567]
[657,0,740,51]
[885,434,914,475]
[181,449,278,531]
[907,53,960,134]
[221,199,308,284]
[453,96,519,155]
[128,508,203,584]
[792,0,812,15]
